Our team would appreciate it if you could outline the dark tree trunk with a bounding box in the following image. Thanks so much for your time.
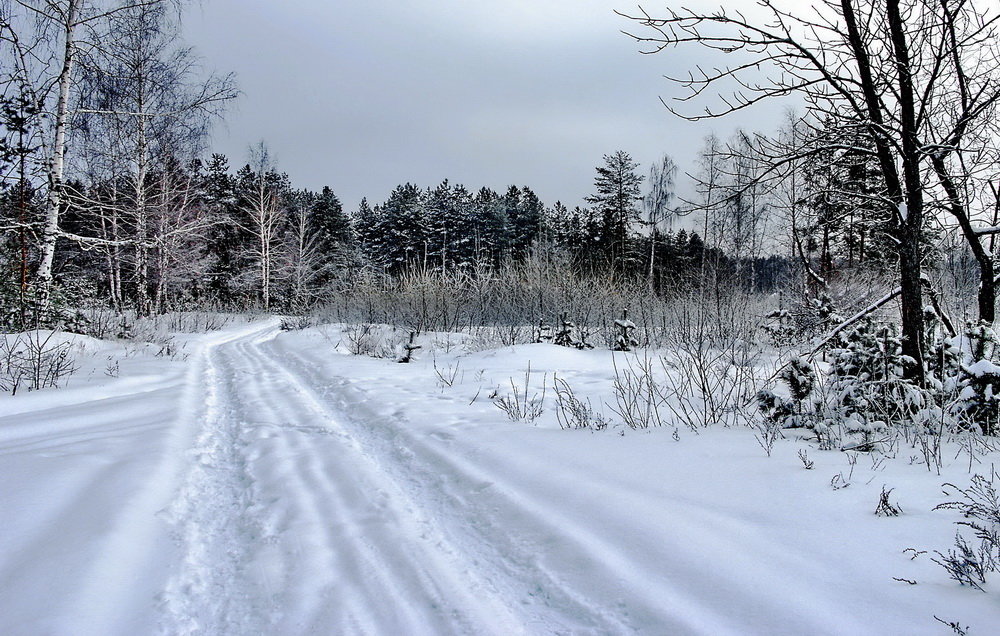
[886,0,926,384]
[841,0,926,383]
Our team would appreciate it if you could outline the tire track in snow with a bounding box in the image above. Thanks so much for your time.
[236,333,525,634]
[46,321,277,635]
[158,332,272,635]
[268,343,637,634]
[160,326,524,634]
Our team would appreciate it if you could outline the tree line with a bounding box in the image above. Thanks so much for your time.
[3,140,764,318]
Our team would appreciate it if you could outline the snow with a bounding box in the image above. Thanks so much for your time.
[966,358,1000,377]
[2,318,999,634]
[972,225,1000,236]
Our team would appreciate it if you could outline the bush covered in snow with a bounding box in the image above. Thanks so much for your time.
[757,319,1000,453]
[953,324,1000,436]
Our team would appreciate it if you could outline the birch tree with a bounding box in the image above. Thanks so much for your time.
[1,0,153,310]
[235,142,285,312]
[643,154,676,292]
[75,2,234,314]
[1,0,234,315]
[280,190,326,311]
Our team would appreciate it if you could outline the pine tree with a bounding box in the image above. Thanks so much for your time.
[310,187,351,248]
[379,183,424,273]
[472,187,508,266]
[353,196,380,262]
[509,185,543,258]
[202,153,242,303]
[585,151,643,272]
[425,180,475,271]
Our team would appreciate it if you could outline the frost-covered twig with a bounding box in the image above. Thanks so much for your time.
[493,363,546,423]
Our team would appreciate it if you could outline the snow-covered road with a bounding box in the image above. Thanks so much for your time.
[3,319,1000,635]
[159,322,528,634]
[1,320,640,634]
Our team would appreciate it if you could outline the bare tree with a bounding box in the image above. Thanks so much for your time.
[1,0,155,310]
[278,190,327,311]
[1,0,234,316]
[148,159,213,312]
[72,2,235,314]
[622,0,1000,383]
[717,132,776,288]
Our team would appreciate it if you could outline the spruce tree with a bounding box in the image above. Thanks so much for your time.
[509,185,543,257]
[473,187,508,266]
[310,186,351,249]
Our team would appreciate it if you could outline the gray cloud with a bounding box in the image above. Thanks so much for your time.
[184,0,796,212]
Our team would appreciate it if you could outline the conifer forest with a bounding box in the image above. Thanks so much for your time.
[2,1,1000,634]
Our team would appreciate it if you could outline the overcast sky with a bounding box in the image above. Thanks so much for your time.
[184,0,794,212]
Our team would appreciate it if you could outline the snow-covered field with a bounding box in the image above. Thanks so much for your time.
[1,318,999,635]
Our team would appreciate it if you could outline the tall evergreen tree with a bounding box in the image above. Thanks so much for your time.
[585,151,644,271]
[379,183,424,273]
[509,185,543,258]
[202,153,242,302]
[353,196,379,261]
[310,186,352,253]
[472,186,508,266]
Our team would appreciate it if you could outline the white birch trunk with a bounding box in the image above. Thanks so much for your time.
[36,0,80,306]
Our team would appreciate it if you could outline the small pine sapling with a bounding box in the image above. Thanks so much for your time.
[811,293,842,329]
[762,292,797,345]
[925,314,962,394]
[613,309,639,352]
[756,357,816,430]
[953,322,1000,436]
[762,308,795,346]
[784,358,815,413]
[553,312,594,350]
[757,389,794,428]
[535,321,553,343]
[825,321,914,450]
[554,312,575,347]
